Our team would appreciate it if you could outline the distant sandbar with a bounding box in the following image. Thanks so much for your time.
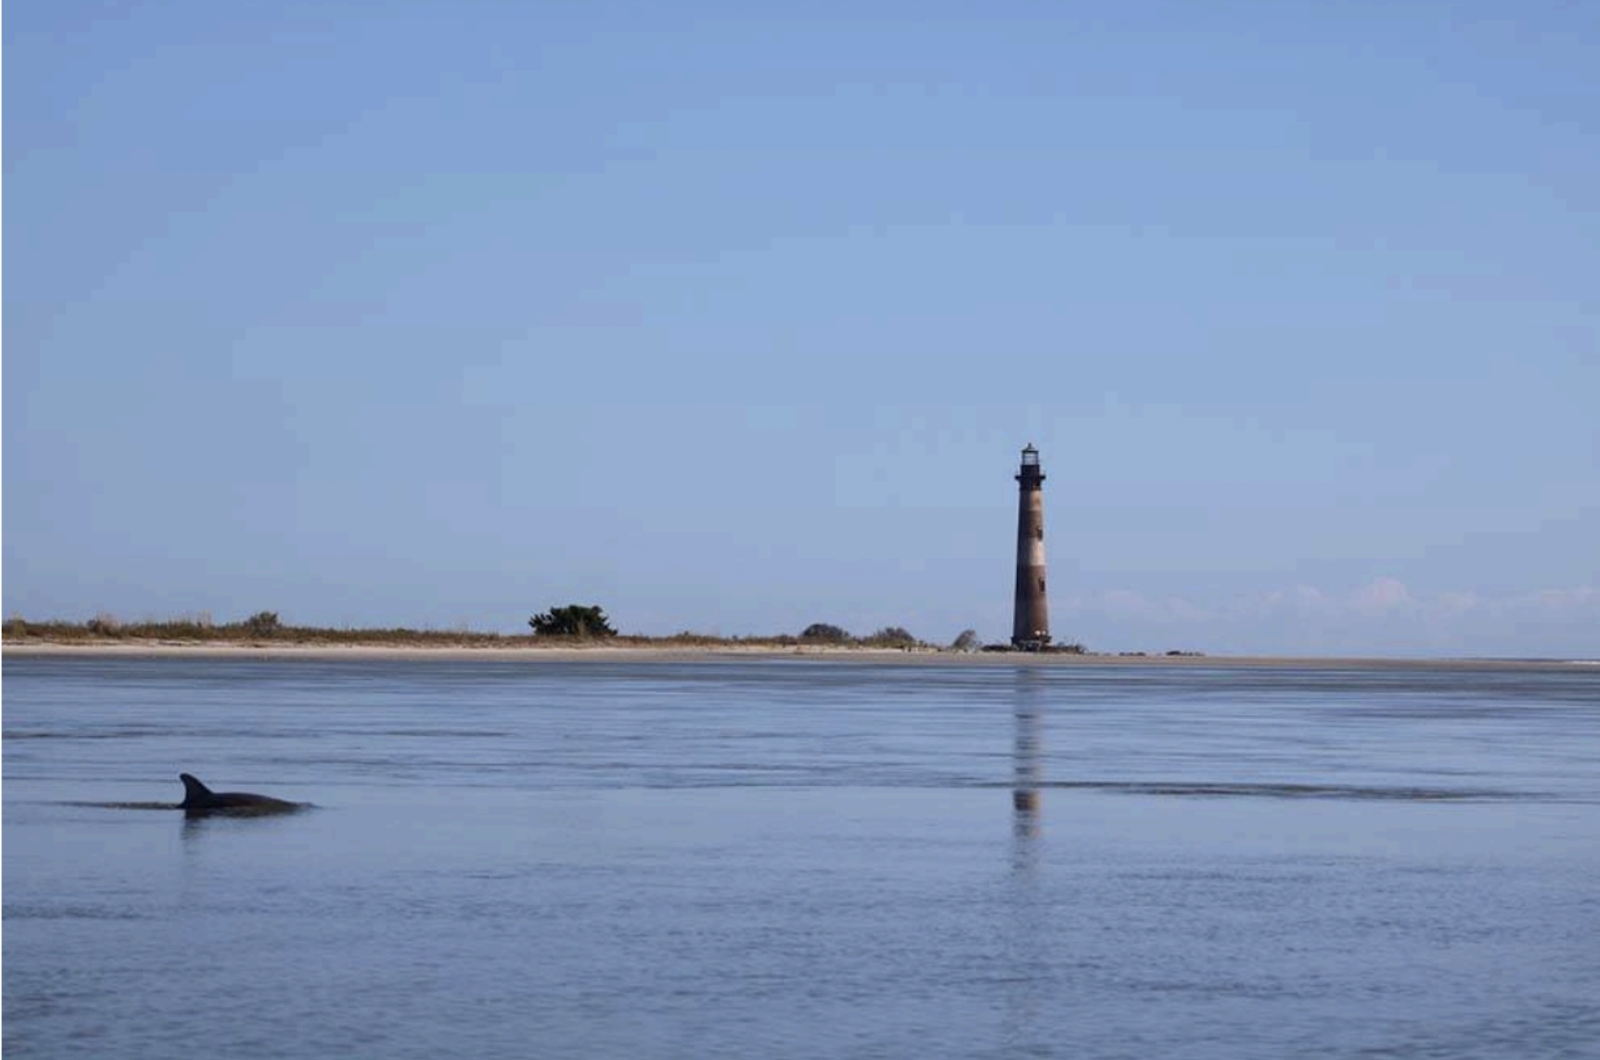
[2,639,1589,671]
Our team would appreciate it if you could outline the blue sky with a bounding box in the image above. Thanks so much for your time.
[5,1,1597,656]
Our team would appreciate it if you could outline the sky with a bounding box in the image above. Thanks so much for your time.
[4,1,1597,657]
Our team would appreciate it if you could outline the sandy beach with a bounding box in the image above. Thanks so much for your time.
[2,639,1588,670]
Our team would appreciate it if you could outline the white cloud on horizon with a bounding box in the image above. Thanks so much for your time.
[1055,579,1600,659]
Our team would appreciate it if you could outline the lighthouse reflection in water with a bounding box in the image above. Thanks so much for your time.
[1011,669,1044,858]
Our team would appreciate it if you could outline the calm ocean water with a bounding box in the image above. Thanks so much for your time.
[4,655,1598,1059]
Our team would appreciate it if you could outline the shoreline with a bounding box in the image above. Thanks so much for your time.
[2,639,1591,670]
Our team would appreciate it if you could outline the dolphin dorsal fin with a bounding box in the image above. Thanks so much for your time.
[179,773,213,806]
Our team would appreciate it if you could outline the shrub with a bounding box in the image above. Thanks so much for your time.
[861,626,919,649]
[529,605,617,638]
[86,613,122,636]
[798,623,851,645]
[950,629,980,652]
[244,611,282,638]
[663,630,719,646]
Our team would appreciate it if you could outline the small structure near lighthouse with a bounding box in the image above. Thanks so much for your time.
[1011,444,1051,650]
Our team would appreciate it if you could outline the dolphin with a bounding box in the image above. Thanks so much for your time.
[178,773,303,816]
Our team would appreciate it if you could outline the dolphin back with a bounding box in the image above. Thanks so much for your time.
[178,773,302,815]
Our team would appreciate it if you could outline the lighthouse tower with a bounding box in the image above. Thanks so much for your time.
[1011,444,1051,650]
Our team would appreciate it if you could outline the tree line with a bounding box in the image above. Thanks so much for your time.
[3,606,1021,653]
[526,609,982,651]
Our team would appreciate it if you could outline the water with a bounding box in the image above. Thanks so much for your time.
[4,656,1598,1059]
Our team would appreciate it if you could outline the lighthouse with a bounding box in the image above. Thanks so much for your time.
[1011,444,1051,650]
